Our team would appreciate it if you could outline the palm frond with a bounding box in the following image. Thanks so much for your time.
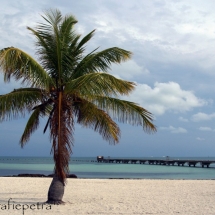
[20,108,41,147]
[36,9,63,84]
[75,30,95,52]
[89,96,157,133]
[29,10,78,86]
[63,31,97,81]
[0,47,53,89]
[0,88,44,121]
[65,72,135,97]
[41,8,62,33]
[72,47,132,78]
[60,14,77,42]
[74,99,120,144]
[43,106,55,133]
[27,26,59,81]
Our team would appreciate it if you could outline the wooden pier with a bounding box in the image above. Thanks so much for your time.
[96,156,215,168]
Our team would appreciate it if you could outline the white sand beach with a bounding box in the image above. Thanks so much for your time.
[0,178,215,215]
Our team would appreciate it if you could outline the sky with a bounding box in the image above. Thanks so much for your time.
[1,0,215,157]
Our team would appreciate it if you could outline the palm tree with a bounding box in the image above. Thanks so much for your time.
[0,9,156,204]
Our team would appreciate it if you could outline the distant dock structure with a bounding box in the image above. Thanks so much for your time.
[96,156,215,168]
[97,156,104,162]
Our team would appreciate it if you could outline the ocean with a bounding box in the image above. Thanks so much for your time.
[0,156,215,179]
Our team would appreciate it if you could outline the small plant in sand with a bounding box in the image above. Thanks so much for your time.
[0,9,156,204]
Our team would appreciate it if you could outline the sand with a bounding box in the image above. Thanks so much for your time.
[0,178,215,215]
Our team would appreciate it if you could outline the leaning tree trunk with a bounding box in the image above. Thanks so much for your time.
[46,174,65,204]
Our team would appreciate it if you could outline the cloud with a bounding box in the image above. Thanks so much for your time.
[110,60,149,80]
[178,117,189,122]
[160,126,187,134]
[191,112,215,122]
[0,4,43,53]
[86,0,215,73]
[196,137,205,141]
[199,127,213,131]
[124,82,207,116]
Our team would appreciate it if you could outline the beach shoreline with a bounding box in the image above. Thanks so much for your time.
[1,175,215,180]
[0,178,215,214]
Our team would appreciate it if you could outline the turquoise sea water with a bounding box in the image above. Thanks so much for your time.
[0,156,215,179]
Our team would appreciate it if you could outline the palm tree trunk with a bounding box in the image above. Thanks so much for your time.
[46,174,65,204]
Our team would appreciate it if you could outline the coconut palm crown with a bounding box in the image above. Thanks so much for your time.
[0,9,156,184]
